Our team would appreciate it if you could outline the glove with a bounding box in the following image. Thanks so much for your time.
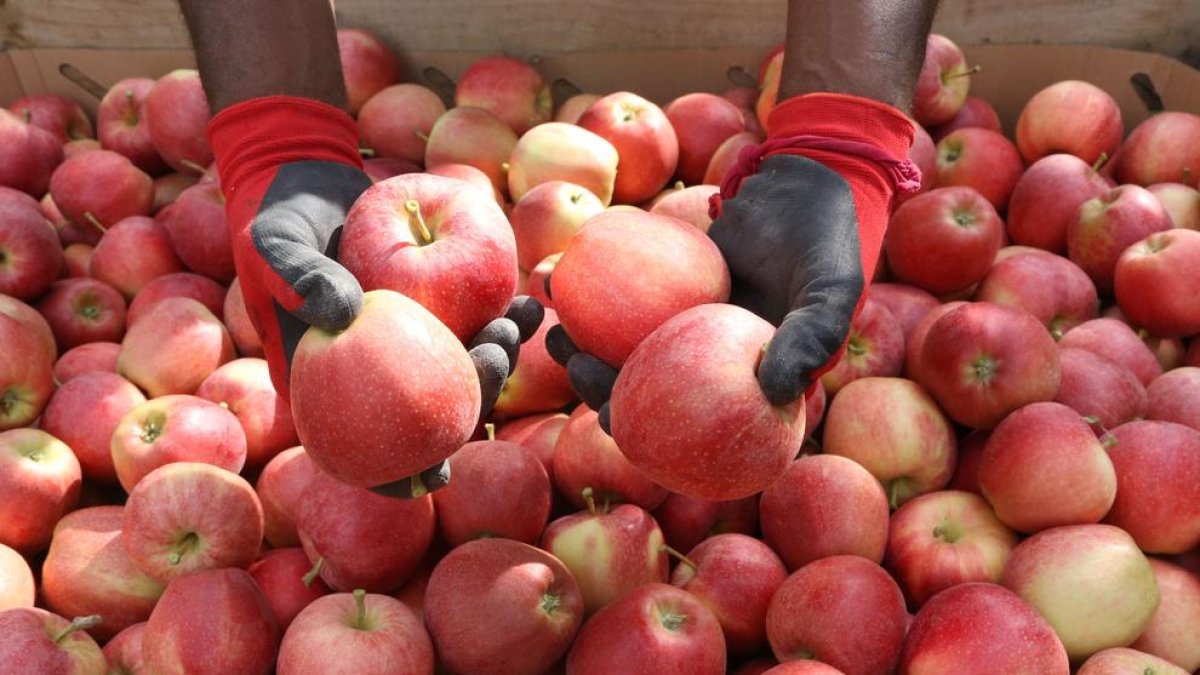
[209,96,543,496]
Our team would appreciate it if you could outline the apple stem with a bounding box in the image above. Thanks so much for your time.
[673,180,685,191]
[404,199,434,245]
[661,544,698,572]
[83,212,107,234]
[409,473,429,498]
[414,130,429,143]
[352,588,367,629]
[179,159,209,177]
[485,423,496,441]
[20,108,32,124]
[1090,152,1110,174]
[500,162,510,176]
[53,615,102,644]
[302,557,325,587]
[167,532,199,566]
[359,147,376,158]
[943,64,982,82]
[887,481,904,511]
[582,486,598,516]
[1183,167,1193,185]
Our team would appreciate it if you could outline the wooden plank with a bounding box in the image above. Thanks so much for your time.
[2,0,1198,64]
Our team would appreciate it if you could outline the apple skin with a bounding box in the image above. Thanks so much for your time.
[648,184,719,232]
[897,582,1070,675]
[340,174,517,342]
[509,121,620,206]
[0,542,34,611]
[40,371,145,485]
[36,277,127,349]
[1115,229,1200,337]
[0,299,56,430]
[0,429,81,556]
[88,215,185,299]
[426,162,503,204]
[917,302,1062,429]
[121,462,264,584]
[611,303,804,501]
[1006,154,1112,254]
[525,252,559,308]
[947,429,987,495]
[455,55,552,135]
[934,128,1024,212]
[510,181,605,272]
[973,248,1098,339]
[704,130,761,186]
[0,193,62,300]
[1130,558,1200,672]
[0,607,107,675]
[431,438,552,546]
[1059,317,1163,386]
[903,123,938,199]
[885,186,1004,296]
[53,341,119,383]
[363,156,421,183]
[867,283,940,345]
[425,106,519,198]
[1115,112,1200,187]
[912,34,972,126]
[1077,648,1190,675]
[1015,80,1123,165]
[126,271,225,328]
[152,171,199,213]
[336,28,401,116]
[1068,184,1173,295]
[425,538,584,675]
[98,77,168,175]
[556,92,602,124]
[495,411,569,484]
[766,555,907,675]
[1146,366,1200,433]
[289,290,480,488]
[665,93,746,186]
[142,567,278,675]
[145,70,213,174]
[820,297,905,396]
[578,92,679,205]
[196,357,299,472]
[41,506,165,641]
[255,446,316,549]
[1148,182,1200,230]
[117,297,235,397]
[1001,523,1160,663]
[823,377,956,510]
[61,243,93,277]
[886,490,1017,608]
[760,454,890,571]
[652,492,758,558]
[101,622,148,674]
[928,96,1003,142]
[158,182,235,283]
[222,277,263,357]
[756,50,784,129]
[295,466,435,593]
[247,547,330,632]
[763,663,846,675]
[1054,347,1148,432]
[1102,420,1200,554]
[0,108,64,198]
[492,307,576,418]
[357,83,446,164]
[8,93,92,142]
[567,582,726,675]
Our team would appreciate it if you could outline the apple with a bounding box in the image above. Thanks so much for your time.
[819,297,905,395]
[425,538,583,675]
[525,252,559,308]
[36,277,127,349]
[247,547,330,632]
[508,122,620,205]
[126,271,225,327]
[426,162,503,203]
[9,93,92,142]
[492,307,575,418]
[928,96,1002,141]
[0,191,61,301]
[53,341,120,383]
[363,156,421,183]
[255,446,315,549]
[556,92,601,124]
[947,429,987,494]
[885,186,1004,295]
[1103,420,1200,554]
[222,277,263,357]
[900,123,938,199]
[1130,558,1200,672]
[1077,648,1190,675]
[568,582,726,674]
[336,28,400,116]
[1115,229,1200,337]
[0,429,81,555]
[1006,154,1111,254]
[760,454,890,570]
[98,77,167,175]
[648,184,719,232]
[61,243,93,277]
[1001,524,1160,662]
[425,106,519,198]
[157,182,235,283]
[117,297,235,397]
[0,542,34,611]
[0,108,64,197]
[704,130,761,186]
[0,291,56,359]
[1146,367,1200,432]
[510,180,604,272]
[495,411,569,483]
[0,304,56,429]
[652,491,758,556]
[277,589,433,674]
[289,290,480,488]
[1015,80,1123,164]
[912,34,973,126]
[196,358,298,471]
[934,128,1023,211]
[88,215,185,298]
[0,608,106,675]
[1059,317,1163,386]
[766,555,907,675]
[102,622,147,674]
[578,92,679,204]
[1148,182,1200,230]
[1054,347,1147,432]
[357,83,445,164]
[867,283,940,345]
[455,55,552,135]
[144,70,213,174]
[762,663,846,675]
[973,248,1098,339]
[142,568,278,675]
[898,582,1070,674]
[1116,112,1200,186]
[40,371,145,485]
[1068,184,1173,295]
[665,93,745,186]
[152,171,199,212]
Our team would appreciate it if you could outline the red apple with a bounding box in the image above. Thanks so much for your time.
[1077,647,1190,675]
[1116,112,1200,187]
[64,138,101,158]
[508,121,619,205]
[157,182,234,283]
[357,84,444,165]
[0,193,62,300]
[820,297,906,395]
[867,283,940,345]
[1068,184,1173,295]
[885,186,1004,295]
[9,93,92,142]
[277,589,433,674]
[928,96,1002,142]
[126,271,225,327]
[61,243,93,278]
[556,92,601,124]
[948,429,987,495]
[1130,558,1200,671]
[1103,420,1200,554]
[363,156,420,183]
[652,491,758,556]
[934,128,1023,211]
[973,248,1098,339]
[336,28,400,116]
[705,131,761,186]
[36,277,127,349]
[222,277,263,357]
[144,69,212,174]
[1006,154,1111,254]
[648,184,719,232]
[0,108,64,197]
[1115,228,1200,337]
[912,34,973,126]
[425,161,502,203]
[495,411,568,483]
[1146,366,1200,432]
[40,372,145,485]
[510,180,605,271]
[492,307,575,418]
[425,106,518,198]
[247,547,330,632]
[152,171,199,212]
[53,341,119,383]
[0,299,56,430]
[196,357,298,471]
[1015,81,1123,165]
[578,92,679,204]
[88,216,184,298]
[763,662,845,675]
[0,429,81,555]
[0,542,35,611]
[1059,317,1163,386]
[98,78,167,174]
[904,123,938,197]
[525,252,559,308]
[455,55,551,135]
[117,297,235,397]
[1054,347,1148,432]
[0,608,106,675]
[665,93,745,186]
[1148,182,1200,230]
[102,622,147,674]
[255,446,315,549]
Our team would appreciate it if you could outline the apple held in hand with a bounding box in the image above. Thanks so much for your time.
[1015,80,1123,165]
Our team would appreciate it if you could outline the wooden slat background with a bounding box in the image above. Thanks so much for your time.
[1,0,1197,66]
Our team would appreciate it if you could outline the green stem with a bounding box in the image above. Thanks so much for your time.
[302,557,325,587]
[53,615,102,644]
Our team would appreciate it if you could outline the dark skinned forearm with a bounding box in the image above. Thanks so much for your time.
[177,0,347,114]
[780,0,938,112]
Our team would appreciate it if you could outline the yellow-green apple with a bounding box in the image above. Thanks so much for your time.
[1054,347,1147,431]
[152,171,199,213]
[0,607,106,675]
[425,538,584,675]
[665,93,745,186]
[525,252,558,308]
[431,435,552,546]
[948,429,988,495]
[110,394,247,492]
[0,192,61,300]
[756,50,784,130]
[88,216,184,298]
[1059,318,1162,386]
[455,55,551,135]
[611,304,803,500]
[766,555,907,675]
[336,28,400,116]
[157,182,234,283]
[117,297,235,397]
[142,567,278,675]
[1103,420,1200,553]
[1147,367,1200,432]
[40,372,145,484]
[1015,81,1123,165]
[425,106,518,198]
[145,69,212,173]
[912,34,973,126]
[196,358,298,471]
[42,506,164,641]
[510,180,604,272]
[929,96,1002,142]
[0,429,80,555]
[917,302,1062,428]
[1077,648,1190,675]
[493,308,574,418]
[1005,154,1111,254]
[508,122,619,205]
[1068,185,1173,295]
[0,108,63,197]
[704,130,761,186]
[53,341,119,383]
[0,542,34,611]
[820,297,906,394]
[1002,524,1160,662]
[885,186,1004,296]
[222,277,263,357]
[652,492,758,558]
[102,622,147,674]
[567,582,725,674]
[49,151,153,231]
[973,249,1099,339]
[122,462,263,583]
[98,77,167,175]
[1148,182,1200,230]
[295,466,434,592]
[36,278,127,349]
[126,271,225,327]
[289,290,480,488]
[61,243,93,278]
[649,184,719,232]
[897,582,1070,675]
[496,411,568,483]
[255,446,315,549]
[1115,112,1200,187]
[357,83,445,164]
[1115,229,1200,337]
[277,589,433,674]
[823,377,956,509]
[540,491,667,614]
[1130,558,1200,671]
[553,404,668,510]
[339,174,517,341]
[886,490,1017,607]
[578,92,679,205]
[670,533,787,656]
[363,156,420,183]
[867,283,940,345]
[934,129,1023,211]
[247,547,330,632]
[760,454,889,570]
[556,93,601,124]
[9,93,92,142]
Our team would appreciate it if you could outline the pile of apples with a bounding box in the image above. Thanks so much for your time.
[1,25,1199,675]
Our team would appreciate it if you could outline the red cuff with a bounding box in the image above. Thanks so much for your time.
[766,93,916,162]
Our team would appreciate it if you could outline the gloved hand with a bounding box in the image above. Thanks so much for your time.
[209,96,542,497]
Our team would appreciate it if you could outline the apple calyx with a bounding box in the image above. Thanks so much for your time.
[83,212,107,234]
[658,608,687,632]
[303,556,325,587]
[0,390,18,417]
[80,303,101,321]
[952,209,976,227]
[846,337,867,357]
[540,592,562,615]
[351,589,369,630]
[140,414,165,444]
[660,544,698,572]
[404,199,434,246]
[970,355,997,383]
[941,64,982,83]
[167,531,199,565]
[53,615,102,644]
